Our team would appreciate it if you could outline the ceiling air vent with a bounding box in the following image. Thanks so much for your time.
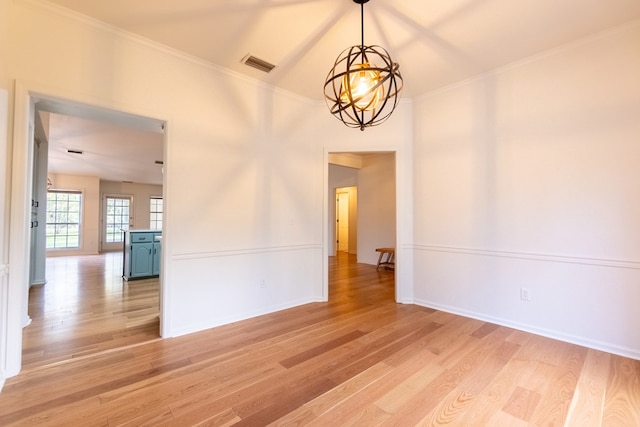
[242,54,276,73]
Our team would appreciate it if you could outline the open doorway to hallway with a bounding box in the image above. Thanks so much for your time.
[328,152,397,299]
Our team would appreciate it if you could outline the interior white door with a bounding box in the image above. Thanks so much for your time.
[337,191,349,253]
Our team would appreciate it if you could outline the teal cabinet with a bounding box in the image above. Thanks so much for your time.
[123,230,161,280]
[131,242,153,277]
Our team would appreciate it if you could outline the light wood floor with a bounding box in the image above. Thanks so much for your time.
[22,252,160,370]
[1,252,639,426]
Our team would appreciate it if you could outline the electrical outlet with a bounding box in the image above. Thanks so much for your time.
[520,287,531,301]
[260,279,266,289]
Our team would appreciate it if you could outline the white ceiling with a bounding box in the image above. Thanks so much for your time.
[39,0,640,184]
[36,96,165,186]
[43,0,640,99]
[44,112,164,186]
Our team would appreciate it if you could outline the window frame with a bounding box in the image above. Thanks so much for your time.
[46,190,82,250]
[149,196,163,231]
[104,195,133,244]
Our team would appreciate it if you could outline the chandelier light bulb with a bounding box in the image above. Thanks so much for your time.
[341,63,383,111]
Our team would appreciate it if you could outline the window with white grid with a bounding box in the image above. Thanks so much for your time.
[150,197,163,230]
[105,196,131,243]
[46,191,81,249]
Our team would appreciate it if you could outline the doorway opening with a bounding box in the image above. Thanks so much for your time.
[327,152,397,300]
[19,93,166,370]
[102,194,134,252]
[336,186,357,255]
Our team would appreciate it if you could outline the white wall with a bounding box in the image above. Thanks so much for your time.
[0,0,9,89]
[0,0,11,379]
[357,154,397,265]
[0,0,11,388]
[0,0,420,358]
[413,22,640,358]
[3,0,335,341]
[0,88,8,390]
[0,0,420,384]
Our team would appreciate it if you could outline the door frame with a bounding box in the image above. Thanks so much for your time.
[323,147,414,305]
[3,81,169,378]
[336,189,350,253]
[101,194,134,252]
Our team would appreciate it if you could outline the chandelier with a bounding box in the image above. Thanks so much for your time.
[324,0,403,131]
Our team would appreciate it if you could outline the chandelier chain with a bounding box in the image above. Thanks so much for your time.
[360,1,364,48]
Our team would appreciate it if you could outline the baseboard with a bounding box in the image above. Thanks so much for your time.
[414,298,640,361]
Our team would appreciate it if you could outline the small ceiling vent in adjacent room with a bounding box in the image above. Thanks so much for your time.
[242,54,276,73]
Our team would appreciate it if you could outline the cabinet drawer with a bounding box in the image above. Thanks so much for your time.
[131,232,155,243]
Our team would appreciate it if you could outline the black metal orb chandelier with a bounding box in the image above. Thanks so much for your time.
[324,0,403,131]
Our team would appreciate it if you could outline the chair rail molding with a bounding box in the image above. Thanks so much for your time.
[414,244,640,270]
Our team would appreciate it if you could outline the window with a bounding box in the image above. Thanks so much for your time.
[150,197,163,230]
[105,196,131,243]
[46,191,81,249]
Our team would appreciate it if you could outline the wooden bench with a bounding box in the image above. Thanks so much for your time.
[375,247,395,270]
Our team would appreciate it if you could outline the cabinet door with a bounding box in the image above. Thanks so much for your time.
[131,242,153,277]
[152,241,161,276]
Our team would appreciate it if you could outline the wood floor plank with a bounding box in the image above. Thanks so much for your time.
[326,321,444,386]
[21,253,159,370]
[449,336,537,425]
[306,331,447,423]
[564,349,610,426]
[529,343,588,425]
[603,354,640,426]
[485,410,530,426]
[373,357,445,415]
[267,405,317,426]
[0,252,639,426]
[380,326,515,425]
[167,362,287,423]
[305,361,395,418]
[118,407,177,427]
[502,386,543,422]
[344,404,391,426]
[416,339,522,425]
[279,330,367,368]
